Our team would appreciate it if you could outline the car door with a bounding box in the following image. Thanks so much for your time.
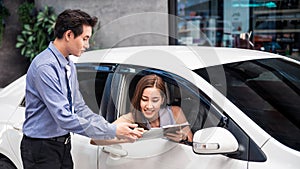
[76,63,122,169]
[6,98,26,169]
[92,65,254,169]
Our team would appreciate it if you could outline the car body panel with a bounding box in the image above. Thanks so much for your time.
[249,138,300,169]
[98,140,248,169]
[0,76,26,169]
[76,46,282,70]
[5,107,25,169]
[0,75,26,121]
[71,134,98,169]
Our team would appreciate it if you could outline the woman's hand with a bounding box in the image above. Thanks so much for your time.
[164,129,188,143]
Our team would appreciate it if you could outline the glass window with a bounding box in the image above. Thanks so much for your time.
[170,0,300,59]
[111,65,224,132]
[76,63,116,114]
[195,58,300,151]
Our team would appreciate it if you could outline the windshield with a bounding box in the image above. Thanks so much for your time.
[195,58,300,151]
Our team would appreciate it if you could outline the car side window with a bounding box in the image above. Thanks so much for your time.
[116,65,225,133]
[76,63,116,114]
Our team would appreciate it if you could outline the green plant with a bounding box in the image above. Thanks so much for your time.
[17,1,35,25]
[0,0,10,46]
[16,6,56,61]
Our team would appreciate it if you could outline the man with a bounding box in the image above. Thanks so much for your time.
[20,9,142,169]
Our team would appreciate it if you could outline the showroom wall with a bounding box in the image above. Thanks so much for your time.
[35,0,169,49]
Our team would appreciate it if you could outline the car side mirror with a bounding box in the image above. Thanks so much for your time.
[193,127,238,154]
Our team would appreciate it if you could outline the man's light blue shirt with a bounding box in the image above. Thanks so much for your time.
[23,42,116,139]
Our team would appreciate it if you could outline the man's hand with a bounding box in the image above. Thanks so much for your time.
[115,123,144,142]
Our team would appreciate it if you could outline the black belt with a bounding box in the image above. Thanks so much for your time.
[24,134,71,144]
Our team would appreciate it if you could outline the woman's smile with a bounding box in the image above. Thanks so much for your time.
[140,87,164,120]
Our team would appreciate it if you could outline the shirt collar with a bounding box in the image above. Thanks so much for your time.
[48,42,70,68]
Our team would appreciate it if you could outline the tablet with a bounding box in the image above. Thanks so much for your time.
[162,122,190,135]
[140,128,163,140]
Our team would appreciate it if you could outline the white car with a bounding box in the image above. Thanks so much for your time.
[0,46,299,169]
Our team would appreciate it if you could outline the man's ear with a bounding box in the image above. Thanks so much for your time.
[65,30,73,40]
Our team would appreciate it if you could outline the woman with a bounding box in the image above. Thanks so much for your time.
[91,74,193,145]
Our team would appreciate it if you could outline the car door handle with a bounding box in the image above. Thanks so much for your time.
[13,122,23,131]
[102,146,128,157]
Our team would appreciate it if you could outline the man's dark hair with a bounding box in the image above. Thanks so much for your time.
[54,9,98,39]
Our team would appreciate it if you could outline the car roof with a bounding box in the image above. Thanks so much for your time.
[73,45,283,70]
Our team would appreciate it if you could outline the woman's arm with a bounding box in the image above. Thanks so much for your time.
[170,106,193,143]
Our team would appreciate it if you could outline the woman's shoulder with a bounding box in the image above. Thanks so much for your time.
[169,105,185,121]
[169,105,182,113]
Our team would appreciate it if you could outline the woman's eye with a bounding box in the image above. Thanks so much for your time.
[152,99,159,103]
[141,98,148,102]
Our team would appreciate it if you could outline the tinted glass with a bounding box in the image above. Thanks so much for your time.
[76,63,115,114]
[195,58,300,151]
